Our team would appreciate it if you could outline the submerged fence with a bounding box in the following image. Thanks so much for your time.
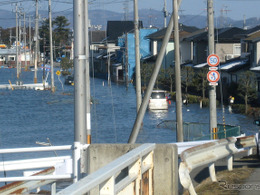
[157,120,241,141]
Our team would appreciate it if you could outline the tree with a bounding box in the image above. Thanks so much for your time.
[61,57,73,75]
[193,67,208,99]
[181,66,194,95]
[140,62,153,89]
[237,71,257,114]
[39,19,50,55]
[161,66,175,93]
[53,16,70,46]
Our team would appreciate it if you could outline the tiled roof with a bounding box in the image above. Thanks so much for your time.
[185,27,246,43]
[244,31,260,42]
[106,21,143,42]
[146,24,199,40]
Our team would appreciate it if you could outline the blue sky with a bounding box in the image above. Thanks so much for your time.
[0,0,259,21]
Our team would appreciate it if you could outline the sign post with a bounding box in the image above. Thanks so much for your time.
[207,54,220,85]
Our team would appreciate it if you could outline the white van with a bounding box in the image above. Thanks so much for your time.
[148,90,169,110]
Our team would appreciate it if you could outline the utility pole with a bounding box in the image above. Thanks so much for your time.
[208,0,217,138]
[15,4,19,80]
[18,10,22,79]
[49,0,55,92]
[74,0,86,178]
[163,0,168,28]
[9,29,12,46]
[134,0,142,112]
[85,0,91,145]
[23,12,27,71]
[128,0,184,144]
[174,0,183,142]
[125,33,129,88]
[29,16,32,66]
[34,0,39,83]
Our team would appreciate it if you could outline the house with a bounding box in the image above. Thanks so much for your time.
[92,21,156,82]
[146,24,199,69]
[115,28,158,81]
[184,27,247,66]
[106,21,143,44]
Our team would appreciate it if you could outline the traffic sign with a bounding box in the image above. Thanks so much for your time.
[207,70,220,83]
[207,54,220,67]
[56,70,61,76]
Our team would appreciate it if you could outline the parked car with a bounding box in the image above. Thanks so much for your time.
[148,90,168,110]
[65,75,74,85]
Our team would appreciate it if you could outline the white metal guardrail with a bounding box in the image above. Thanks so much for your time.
[179,135,257,195]
[57,143,156,195]
[0,143,89,194]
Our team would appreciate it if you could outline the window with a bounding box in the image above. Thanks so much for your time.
[233,44,241,55]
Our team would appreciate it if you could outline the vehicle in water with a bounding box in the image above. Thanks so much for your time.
[148,90,169,110]
[65,75,74,85]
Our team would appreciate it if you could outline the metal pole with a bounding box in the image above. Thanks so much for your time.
[34,0,39,83]
[163,0,167,28]
[29,16,32,66]
[208,0,217,138]
[84,0,91,144]
[174,0,183,142]
[49,0,55,92]
[18,12,22,78]
[134,0,142,112]
[16,4,19,79]
[128,0,183,143]
[23,13,27,71]
[74,0,86,175]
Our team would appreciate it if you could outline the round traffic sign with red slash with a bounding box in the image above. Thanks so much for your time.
[207,54,220,67]
[207,70,220,83]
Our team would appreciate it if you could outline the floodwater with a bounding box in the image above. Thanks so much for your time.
[0,68,259,149]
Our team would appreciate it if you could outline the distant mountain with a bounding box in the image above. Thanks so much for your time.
[0,8,260,31]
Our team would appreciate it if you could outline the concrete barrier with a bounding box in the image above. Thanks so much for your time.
[85,144,178,195]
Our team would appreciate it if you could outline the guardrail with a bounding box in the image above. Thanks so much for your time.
[57,143,156,195]
[179,135,256,195]
[0,143,88,194]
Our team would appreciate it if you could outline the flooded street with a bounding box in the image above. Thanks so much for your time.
[0,68,258,151]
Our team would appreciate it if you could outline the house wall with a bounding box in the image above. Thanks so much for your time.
[193,41,207,64]
[216,43,241,62]
[127,28,158,80]
[157,41,174,69]
[255,41,260,66]
[180,41,192,63]
[151,41,158,56]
